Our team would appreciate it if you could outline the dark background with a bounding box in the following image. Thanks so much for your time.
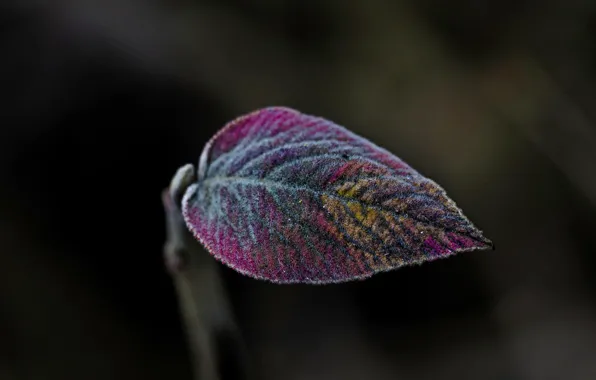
[2,1,596,379]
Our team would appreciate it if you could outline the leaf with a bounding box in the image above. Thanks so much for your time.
[182,107,493,284]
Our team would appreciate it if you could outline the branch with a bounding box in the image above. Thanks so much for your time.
[162,164,250,380]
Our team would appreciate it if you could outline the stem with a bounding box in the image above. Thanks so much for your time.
[162,164,249,380]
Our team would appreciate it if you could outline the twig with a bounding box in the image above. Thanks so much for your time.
[162,164,249,380]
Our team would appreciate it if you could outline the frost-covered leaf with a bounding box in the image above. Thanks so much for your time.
[182,107,492,284]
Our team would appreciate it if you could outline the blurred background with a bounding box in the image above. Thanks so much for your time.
[2,1,596,379]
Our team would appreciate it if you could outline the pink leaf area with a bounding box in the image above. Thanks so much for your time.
[182,107,493,284]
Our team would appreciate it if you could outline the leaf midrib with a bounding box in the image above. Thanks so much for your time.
[201,176,419,218]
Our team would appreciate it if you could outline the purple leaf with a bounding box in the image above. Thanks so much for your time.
[181,107,493,284]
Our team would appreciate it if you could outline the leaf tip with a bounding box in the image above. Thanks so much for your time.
[488,238,496,251]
